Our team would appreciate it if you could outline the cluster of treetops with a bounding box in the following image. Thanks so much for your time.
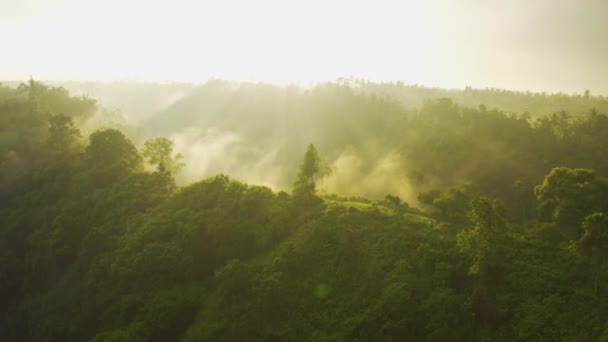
[53,78,608,122]
[1,80,608,341]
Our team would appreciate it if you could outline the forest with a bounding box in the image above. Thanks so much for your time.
[2,79,608,341]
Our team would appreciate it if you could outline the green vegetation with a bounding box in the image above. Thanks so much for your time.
[2,80,608,341]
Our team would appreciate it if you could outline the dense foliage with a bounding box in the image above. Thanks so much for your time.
[2,80,608,341]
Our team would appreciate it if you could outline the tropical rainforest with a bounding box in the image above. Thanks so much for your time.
[2,79,608,341]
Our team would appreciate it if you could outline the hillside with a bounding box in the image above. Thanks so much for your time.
[1,81,608,341]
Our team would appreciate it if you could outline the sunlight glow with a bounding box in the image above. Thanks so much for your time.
[2,0,607,93]
[0,0,443,85]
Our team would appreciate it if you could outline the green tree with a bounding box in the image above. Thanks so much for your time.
[47,114,81,158]
[292,144,322,207]
[385,194,401,207]
[418,189,441,207]
[418,186,474,220]
[457,197,506,326]
[534,167,597,237]
[141,137,184,175]
[86,129,143,186]
[578,212,608,294]
[457,197,505,277]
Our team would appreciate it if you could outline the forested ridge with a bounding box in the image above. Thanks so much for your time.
[2,80,608,341]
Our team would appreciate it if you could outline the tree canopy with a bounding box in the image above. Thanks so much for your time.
[2,80,608,341]
[141,137,185,175]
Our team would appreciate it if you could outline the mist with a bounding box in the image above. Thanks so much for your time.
[170,127,285,190]
[3,0,608,340]
[5,0,608,338]
[41,79,606,205]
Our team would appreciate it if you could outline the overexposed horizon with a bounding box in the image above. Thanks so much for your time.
[2,0,608,94]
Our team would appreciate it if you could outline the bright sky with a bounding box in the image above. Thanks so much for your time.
[1,0,607,93]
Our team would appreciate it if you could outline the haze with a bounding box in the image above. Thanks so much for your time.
[1,0,607,94]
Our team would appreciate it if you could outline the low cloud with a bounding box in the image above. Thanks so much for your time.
[171,127,285,190]
[323,150,417,205]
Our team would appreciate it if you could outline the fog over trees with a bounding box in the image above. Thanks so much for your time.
[2,79,608,340]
